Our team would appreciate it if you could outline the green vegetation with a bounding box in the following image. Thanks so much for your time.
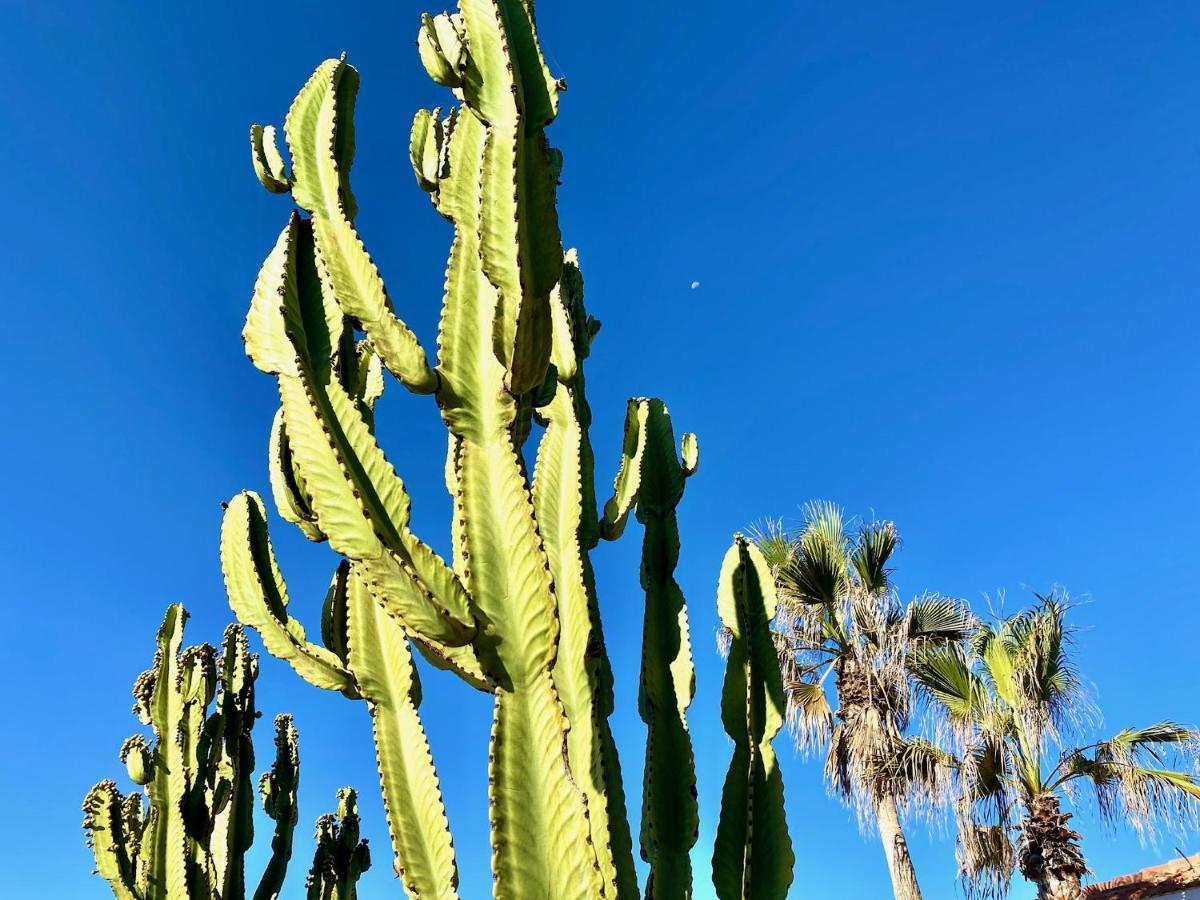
[305,789,371,900]
[80,3,1200,898]
[221,1,792,897]
[911,594,1200,900]
[82,606,365,900]
[751,503,975,900]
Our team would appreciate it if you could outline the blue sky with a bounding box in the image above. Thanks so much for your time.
[2,1,1198,897]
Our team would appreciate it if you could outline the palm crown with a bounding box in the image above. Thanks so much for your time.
[910,594,1200,899]
[753,501,975,900]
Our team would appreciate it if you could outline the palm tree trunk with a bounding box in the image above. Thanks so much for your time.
[874,792,923,900]
[1018,795,1087,900]
[1034,874,1086,900]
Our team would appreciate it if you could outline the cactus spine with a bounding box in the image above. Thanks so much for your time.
[225,1,795,897]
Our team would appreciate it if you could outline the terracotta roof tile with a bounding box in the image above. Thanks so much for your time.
[1085,853,1200,899]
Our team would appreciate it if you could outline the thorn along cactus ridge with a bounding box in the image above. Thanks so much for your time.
[225,2,795,897]
[82,605,365,900]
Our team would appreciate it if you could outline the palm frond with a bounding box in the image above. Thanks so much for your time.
[747,518,795,575]
[956,819,1014,900]
[789,501,848,605]
[979,627,1019,710]
[910,645,986,723]
[1060,721,1200,837]
[1104,722,1197,751]
[907,594,977,644]
[869,736,957,818]
[852,520,898,595]
[1013,592,1083,715]
[785,678,834,753]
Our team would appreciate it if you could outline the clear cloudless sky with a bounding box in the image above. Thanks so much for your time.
[2,2,1198,897]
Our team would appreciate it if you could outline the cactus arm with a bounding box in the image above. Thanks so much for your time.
[448,388,601,900]
[344,564,460,899]
[179,644,218,897]
[254,715,301,900]
[221,491,360,696]
[599,400,650,541]
[284,58,437,395]
[306,789,372,900]
[415,12,604,892]
[532,253,638,897]
[209,627,260,899]
[268,409,325,542]
[410,108,445,193]
[608,400,699,899]
[251,124,291,193]
[244,215,476,650]
[457,0,562,394]
[82,781,140,900]
[711,537,794,900]
[141,605,191,900]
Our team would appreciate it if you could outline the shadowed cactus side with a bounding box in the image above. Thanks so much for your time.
[223,0,796,896]
[82,606,367,900]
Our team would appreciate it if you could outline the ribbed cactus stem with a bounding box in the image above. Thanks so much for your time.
[228,1,809,896]
[306,788,372,900]
[601,399,700,899]
[210,625,258,898]
[255,715,300,900]
[533,252,638,897]
[712,537,795,900]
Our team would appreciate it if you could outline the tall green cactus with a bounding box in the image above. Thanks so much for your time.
[82,606,300,900]
[224,2,796,897]
[713,537,795,900]
[600,398,700,898]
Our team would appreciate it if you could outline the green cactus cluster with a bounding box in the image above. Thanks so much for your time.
[305,788,372,900]
[82,606,296,900]
[206,0,796,896]
[83,606,373,900]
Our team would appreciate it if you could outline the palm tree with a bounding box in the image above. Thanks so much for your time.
[910,593,1200,900]
[751,502,975,900]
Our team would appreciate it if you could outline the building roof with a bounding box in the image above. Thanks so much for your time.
[1085,853,1200,899]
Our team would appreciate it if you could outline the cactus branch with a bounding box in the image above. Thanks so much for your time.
[712,537,794,900]
[254,715,300,900]
[221,491,358,696]
[602,399,700,898]
[532,252,637,897]
[343,564,460,898]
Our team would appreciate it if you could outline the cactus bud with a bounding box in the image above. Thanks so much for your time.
[131,666,157,725]
[681,432,699,476]
[180,644,217,705]
[409,108,445,193]
[417,12,464,88]
[120,735,154,786]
